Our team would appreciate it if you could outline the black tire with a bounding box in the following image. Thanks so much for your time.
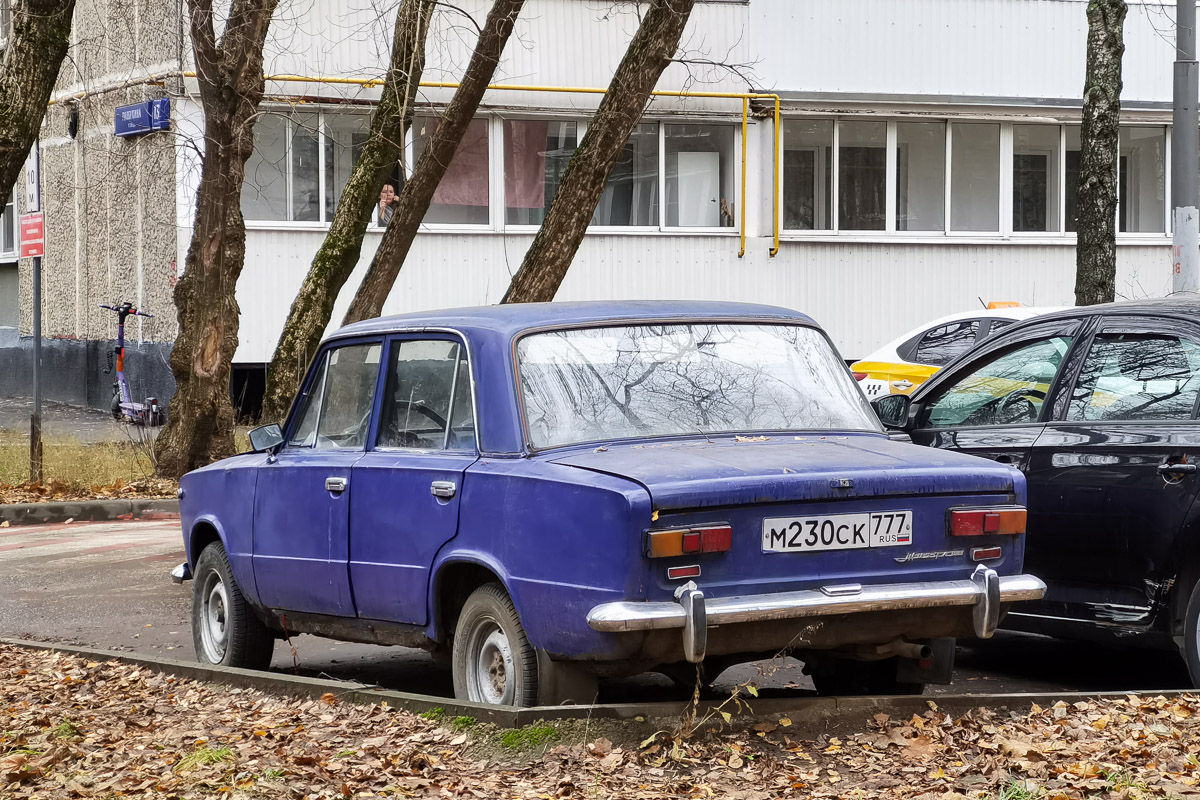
[810,658,925,696]
[1182,578,1200,688]
[191,541,274,669]
[110,394,121,420]
[451,583,538,706]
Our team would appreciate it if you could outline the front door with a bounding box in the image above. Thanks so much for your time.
[253,340,383,617]
[350,337,479,625]
[1023,318,1200,625]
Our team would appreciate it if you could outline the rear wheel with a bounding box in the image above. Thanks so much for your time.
[191,542,274,669]
[451,583,539,706]
[1181,578,1200,688]
[809,657,925,696]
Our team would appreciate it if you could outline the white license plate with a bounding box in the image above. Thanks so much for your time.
[762,511,914,553]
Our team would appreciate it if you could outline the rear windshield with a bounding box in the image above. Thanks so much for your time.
[516,323,881,449]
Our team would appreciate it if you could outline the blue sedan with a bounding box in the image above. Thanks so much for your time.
[172,301,1044,706]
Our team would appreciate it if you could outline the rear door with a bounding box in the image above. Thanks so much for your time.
[909,320,1083,472]
[349,336,478,625]
[253,339,383,616]
[1022,316,1200,625]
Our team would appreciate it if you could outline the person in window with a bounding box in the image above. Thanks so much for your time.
[378,183,400,226]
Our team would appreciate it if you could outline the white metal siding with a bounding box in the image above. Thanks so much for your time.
[237,230,1170,363]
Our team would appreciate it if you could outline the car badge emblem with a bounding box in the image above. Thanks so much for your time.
[830,478,854,489]
[894,549,965,564]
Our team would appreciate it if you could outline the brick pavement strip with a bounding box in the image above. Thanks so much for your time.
[0,498,179,526]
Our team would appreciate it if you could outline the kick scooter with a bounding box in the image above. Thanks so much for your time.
[100,302,166,426]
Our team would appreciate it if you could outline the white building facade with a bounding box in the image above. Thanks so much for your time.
[3,0,1191,407]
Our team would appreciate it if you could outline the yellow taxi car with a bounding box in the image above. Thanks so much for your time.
[852,304,1064,399]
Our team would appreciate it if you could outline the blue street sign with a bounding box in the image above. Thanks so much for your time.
[114,98,171,138]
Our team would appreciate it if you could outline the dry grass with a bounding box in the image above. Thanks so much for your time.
[0,434,173,502]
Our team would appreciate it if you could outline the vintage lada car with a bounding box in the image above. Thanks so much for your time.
[172,301,1044,706]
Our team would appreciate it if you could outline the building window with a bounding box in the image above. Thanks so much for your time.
[665,124,736,227]
[896,122,945,232]
[324,114,372,221]
[413,116,490,225]
[0,1,9,48]
[242,114,288,220]
[290,112,321,222]
[504,120,576,226]
[782,120,832,231]
[594,123,659,227]
[950,123,1000,232]
[1119,126,1166,234]
[838,120,886,231]
[1013,125,1061,233]
[1065,126,1081,233]
[1,191,15,259]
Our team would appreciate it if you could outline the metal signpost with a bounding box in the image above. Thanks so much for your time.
[1173,1,1200,295]
[21,143,43,484]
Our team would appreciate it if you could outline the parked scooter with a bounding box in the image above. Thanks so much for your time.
[100,302,166,426]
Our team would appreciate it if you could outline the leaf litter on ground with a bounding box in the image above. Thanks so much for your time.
[2,642,1200,798]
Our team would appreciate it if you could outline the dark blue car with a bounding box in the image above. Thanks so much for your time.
[172,301,1044,706]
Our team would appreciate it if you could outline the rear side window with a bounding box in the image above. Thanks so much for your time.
[377,339,476,450]
[923,336,1072,428]
[289,342,382,449]
[1067,333,1200,422]
[912,320,980,366]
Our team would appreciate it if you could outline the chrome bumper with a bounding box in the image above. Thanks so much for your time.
[586,566,1046,663]
[170,562,192,584]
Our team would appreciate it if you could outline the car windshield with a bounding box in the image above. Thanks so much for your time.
[516,323,881,448]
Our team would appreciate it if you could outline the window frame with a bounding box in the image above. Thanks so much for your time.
[0,190,16,262]
[779,118,1174,245]
[1054,316,1200,425]
[283,336,387,450]
[373,332,480,454]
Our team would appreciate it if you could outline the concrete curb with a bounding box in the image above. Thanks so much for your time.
[3,637,1192,731]
[0,498,178,526]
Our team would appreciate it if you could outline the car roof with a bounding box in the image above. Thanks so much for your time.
[328,300,819,342]
[1018,295,1200,323]
[855,305,1067,364]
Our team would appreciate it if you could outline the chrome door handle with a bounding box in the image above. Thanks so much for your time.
[430,480,457,498]
[1159,463,1198,474]
[325,476,348,493]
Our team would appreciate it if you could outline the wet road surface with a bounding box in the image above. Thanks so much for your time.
[0,519,1190,701]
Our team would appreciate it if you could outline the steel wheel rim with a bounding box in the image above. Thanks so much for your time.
[465,618,515,705]
[198,571,229,663]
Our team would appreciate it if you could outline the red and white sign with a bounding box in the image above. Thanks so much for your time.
[19,212,44,258]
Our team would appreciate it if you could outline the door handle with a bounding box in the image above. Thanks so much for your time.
[994,454,1019,465]
[430,480,457,498]
[1158,462,1198,475]
[325,476,348,493]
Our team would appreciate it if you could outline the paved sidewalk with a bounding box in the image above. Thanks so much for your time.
[0,396,158,444]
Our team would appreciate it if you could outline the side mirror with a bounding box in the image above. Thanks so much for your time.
[872,394,912,430]
[248,423,285,454]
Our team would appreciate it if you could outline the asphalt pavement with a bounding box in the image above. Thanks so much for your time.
[0,519,1190,701]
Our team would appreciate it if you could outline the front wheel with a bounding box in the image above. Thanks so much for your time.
[191,542,274,669]
[451,583,539,706]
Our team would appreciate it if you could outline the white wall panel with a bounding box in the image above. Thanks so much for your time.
[752,0,1177,105]
[237,229,1172,363]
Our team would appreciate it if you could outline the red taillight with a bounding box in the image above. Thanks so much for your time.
[853,372,869,381]
[646,524,733,558]
[949,507,1026,536]
[667,565,701,580]
[971,546,1003,561]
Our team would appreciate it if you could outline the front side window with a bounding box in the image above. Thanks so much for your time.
[505,120,576,226]
[377,339,475,450]
[593,123,659,226]
[413,116,490,225]
[289,343,382,449]
[517,323,880,449]
[1068,333,1200,422]
[913,320,980,367]
[924,336,1073,428]
[665,124,736,227]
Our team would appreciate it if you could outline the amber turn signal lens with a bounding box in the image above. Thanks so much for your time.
[949,507,1026,536]
[646,525,733,558]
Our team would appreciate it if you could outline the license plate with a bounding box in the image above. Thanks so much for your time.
[762,511,914,553]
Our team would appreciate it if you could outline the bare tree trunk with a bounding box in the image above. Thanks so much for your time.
[0,0,76,200]
[153,0,278,478]
[501,0,696,304]
[341,0,526,325]
[260,0,434,423]
[1075,0,1126,306]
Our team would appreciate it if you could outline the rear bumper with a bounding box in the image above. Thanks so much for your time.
[586,566,1046,663]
